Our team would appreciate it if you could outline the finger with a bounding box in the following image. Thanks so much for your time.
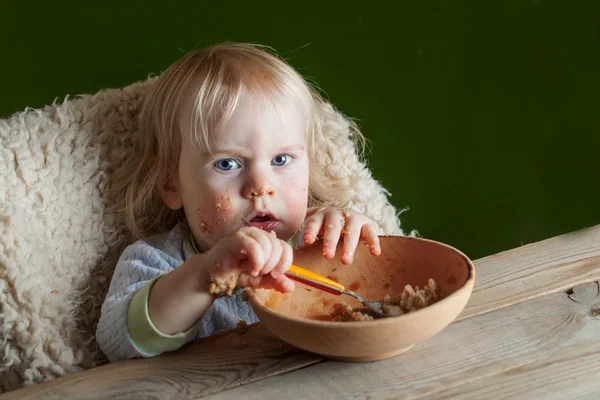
[340,216,363,264]
[303,210,326,244]
[322,209,344,259]
[249,228,275,276]
[235,229,267,276]
[259,234,283,277]
[270,240,293,279]
[236,271,261,290]
[257,274,295,293]
[361,223,381,256]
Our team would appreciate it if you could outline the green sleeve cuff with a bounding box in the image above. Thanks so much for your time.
[127,277,198,355]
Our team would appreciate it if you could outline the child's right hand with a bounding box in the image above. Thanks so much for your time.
[205,226,296,296]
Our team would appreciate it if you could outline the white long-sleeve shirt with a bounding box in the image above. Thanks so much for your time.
[96,222,262,362]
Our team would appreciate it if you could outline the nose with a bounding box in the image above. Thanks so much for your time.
[242,168,275,199]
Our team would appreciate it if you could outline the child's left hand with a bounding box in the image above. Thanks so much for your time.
[303,207,381,264]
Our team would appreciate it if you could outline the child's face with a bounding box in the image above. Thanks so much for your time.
[166,94,310,251]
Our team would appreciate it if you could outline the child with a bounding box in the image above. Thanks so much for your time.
[96,42,383,362]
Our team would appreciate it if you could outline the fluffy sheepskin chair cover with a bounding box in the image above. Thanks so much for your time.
[0,76,406,393]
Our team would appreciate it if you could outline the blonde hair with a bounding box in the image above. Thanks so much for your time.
[116,42,366,239]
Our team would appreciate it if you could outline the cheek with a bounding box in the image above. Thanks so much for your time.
[284,162,309,206]
[207,189,239,225]
[284,183,309,213]
[194,205,213,236]
[215,191,234,214]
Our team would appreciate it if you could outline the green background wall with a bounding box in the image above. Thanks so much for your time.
[2,1,599,260]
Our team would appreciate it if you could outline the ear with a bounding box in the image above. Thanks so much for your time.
[158,170,183,210]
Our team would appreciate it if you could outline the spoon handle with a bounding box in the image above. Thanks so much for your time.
[285,264,345,295]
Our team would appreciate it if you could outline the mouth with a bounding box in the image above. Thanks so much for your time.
[245,212,279,232]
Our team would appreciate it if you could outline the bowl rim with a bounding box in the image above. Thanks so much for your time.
[249,235,476,327]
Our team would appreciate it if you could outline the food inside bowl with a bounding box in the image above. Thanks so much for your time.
[328,278,441,321]
[207,262,443,322]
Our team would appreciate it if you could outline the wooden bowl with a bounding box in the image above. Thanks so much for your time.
[249,235,475,362]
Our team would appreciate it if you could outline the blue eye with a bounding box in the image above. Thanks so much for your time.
[272,154,291,166]
[215,158,240,171]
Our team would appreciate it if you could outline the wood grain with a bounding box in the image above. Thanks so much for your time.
[204,281,600,399]
[414,282,600,400]
[459,224,600,320]
[0,324,322,400]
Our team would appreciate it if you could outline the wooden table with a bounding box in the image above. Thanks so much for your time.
[3,225,600,399]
